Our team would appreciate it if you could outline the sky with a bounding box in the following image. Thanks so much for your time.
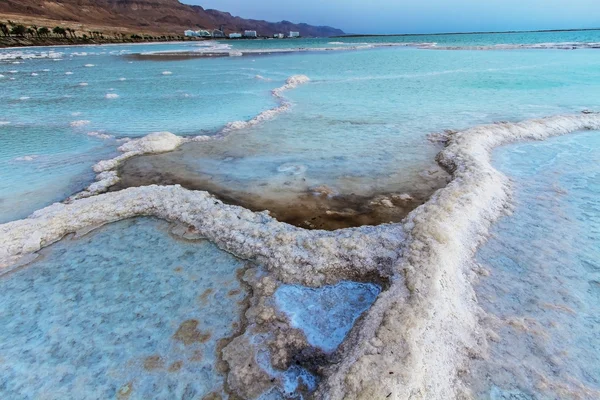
[184,0,599,34]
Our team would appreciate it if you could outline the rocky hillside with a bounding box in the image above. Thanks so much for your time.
[0,0,344,37]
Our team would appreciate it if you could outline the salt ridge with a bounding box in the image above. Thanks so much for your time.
[70,75,310,199]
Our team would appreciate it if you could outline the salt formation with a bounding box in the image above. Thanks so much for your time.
[105,93,119,99]
[1,112,599,399]
[73,75,311,199]
[70,120,90,127]
[223,75,310,132]
[14,155,38,162]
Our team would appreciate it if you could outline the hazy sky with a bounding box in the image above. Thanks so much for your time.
[184,0,599,34]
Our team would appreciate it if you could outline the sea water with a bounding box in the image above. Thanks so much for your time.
[3,36,600,222]
[471,130,600,398]
[0,218,248,399]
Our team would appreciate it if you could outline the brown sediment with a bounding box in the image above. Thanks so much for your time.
[117,382,134,400]
[124,49,309,62]
[189,349,204,362]
[168,360,183,372]
[173,319,212,345]
[199,288,214,304]
[202,392,224,400]
[143,355,164,371]
[114,151,447,231]
[125,52,233,61]
[215,266,255,396]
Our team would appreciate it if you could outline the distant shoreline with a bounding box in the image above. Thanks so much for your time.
[333,27,600,38]
[0,36,214,49]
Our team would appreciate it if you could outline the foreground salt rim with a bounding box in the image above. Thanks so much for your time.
[69,74,310,200]
[1,112,599,399]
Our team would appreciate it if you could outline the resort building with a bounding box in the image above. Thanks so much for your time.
[273,33,284,39]
[289,31,300,38]
[229,33,242,39]
[212,29,225,38]
[244,30,258,38]
[184,29,212,37]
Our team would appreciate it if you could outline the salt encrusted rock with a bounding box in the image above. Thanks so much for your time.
[118,131,183,154]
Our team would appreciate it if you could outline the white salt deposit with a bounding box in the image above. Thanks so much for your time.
[162,71,172,75]
[84,64,95,67]
[30,73,38,76]
[118,77,126,81]
[86,132,114,140]
[70,120,91,128]
[223,75,310,133]
[71,75,311,199]
[65,71,73,75]
[14,155,38,162]
[19,96,30,101]
[105,93,119,99]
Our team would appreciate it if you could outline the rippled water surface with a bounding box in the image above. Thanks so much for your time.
[2,33,600,222]
[472,130,600,399]
[0,218,248,399]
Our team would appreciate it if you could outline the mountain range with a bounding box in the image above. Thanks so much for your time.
[0,0,344,37]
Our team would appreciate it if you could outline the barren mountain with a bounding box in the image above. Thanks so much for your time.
[0,0,344,37]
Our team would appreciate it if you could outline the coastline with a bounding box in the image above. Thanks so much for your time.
[0,36,211,49]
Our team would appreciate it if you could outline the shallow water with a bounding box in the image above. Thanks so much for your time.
[0,218,248,399]
[3,36,600,222]
[275,282,381,352]
[116,48,600,229]
[471,130,600,398]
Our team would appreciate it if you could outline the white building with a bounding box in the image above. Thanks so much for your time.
[244,30,258,38]
[273,33,284,39]
[229,33,242,39]
[197,30,212,37]
[289,31,300,38]
[184,30,197,37]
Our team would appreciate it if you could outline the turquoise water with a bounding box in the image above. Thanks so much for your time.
[275,282,380,352]
[0,218,248,399]
[473,130,600,399]
[4,34,600,221]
